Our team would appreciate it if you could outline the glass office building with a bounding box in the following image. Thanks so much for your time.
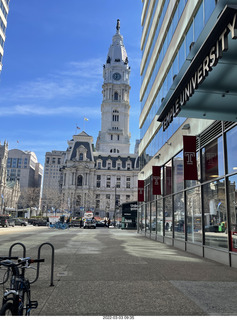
[0,0,10,73]
[138,0,237,267]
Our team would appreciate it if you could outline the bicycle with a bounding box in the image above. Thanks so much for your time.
[0,256,44,316]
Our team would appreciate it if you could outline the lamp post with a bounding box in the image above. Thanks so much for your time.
[114,185,117,227]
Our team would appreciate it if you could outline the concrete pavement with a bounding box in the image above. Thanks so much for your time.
[1,227,237,316]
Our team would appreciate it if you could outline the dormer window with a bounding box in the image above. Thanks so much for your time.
[76,145,87,161]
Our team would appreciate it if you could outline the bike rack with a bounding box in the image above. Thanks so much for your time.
[0,243,27,285]
[1,242,55,287]
[31,242,54,287]
[9,242,26,258]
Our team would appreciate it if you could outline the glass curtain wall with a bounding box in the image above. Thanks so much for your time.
[139,123,237,253]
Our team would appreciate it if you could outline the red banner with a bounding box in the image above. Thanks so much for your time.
[138,180,144,202]
[152,166,161,195]
[165,166,172,195]
[183,135,198,180]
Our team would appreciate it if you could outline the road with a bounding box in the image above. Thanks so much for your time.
[1,225,237,317]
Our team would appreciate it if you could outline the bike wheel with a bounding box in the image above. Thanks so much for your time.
[0,302,15,315]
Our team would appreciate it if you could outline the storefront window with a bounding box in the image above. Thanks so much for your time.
[203,179,228,249]
[164,196,172,237]
[228,175,237,252]
[173,151,183,193]
[151,201,156,234]
[157,199,163,236]
[186,151,201,189]
[141,204,145,231]
[226,126,237,175]
[174,192,185,240]
[146,203,151,233]
[187,187,202,243]
[202,137,224,182]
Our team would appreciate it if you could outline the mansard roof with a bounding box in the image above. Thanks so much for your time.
[70,141,93,161]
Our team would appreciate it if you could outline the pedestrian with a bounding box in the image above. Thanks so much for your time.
[107,218,110,228]
[80,219,83,228]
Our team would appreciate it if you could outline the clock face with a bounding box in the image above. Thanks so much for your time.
[113,72,121,81]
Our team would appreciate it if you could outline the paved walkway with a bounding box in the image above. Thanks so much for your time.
[1,228,237,316]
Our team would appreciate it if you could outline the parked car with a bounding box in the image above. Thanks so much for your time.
[28,218,37,225]
[83,219,96,229]
[96,221,106,227]
[33,220,47,226]
[13,218,28,226]
[68,220,81,228]
[0,216,15,227]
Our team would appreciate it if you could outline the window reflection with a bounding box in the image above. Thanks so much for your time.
[146,203,151,233]
[202,137,224,181]
[173,151,183,193]
[157,199,163,236]
[228,175,237,252]
[203,180,228,249]
[226,126,237,174]
[187,187,202,243]
[151,201,156,234]
[164,196,172,238]
[174,192,185,240]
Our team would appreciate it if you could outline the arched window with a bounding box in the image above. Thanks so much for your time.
[114,92,118,100]
[77,175,83,186]
[79,153,83,160]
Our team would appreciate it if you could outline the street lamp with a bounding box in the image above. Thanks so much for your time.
[114,185,117,227]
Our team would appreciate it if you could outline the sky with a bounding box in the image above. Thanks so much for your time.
[0,0,142,166]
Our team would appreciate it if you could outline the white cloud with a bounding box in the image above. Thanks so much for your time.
[0,58,104,101]
[0,104,101,117]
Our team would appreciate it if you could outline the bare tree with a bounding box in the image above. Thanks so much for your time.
[18,188,40,209]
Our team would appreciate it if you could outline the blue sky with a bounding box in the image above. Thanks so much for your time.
[0,0,142,166]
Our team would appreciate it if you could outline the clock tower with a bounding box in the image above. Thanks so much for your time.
[96,20,131,154]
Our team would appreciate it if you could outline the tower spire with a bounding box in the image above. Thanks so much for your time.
[116,19,120,34]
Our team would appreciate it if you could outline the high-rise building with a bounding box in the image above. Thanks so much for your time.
[7,149,43,190]
[6,149,43,212]
[41,150,65,213]
[138,0,237,267]
[0,0,10,73]
[42,21,139,222]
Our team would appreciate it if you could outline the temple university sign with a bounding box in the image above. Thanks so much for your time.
[162,11,237,131]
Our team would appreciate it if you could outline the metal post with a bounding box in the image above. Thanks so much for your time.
[114,185,117,227]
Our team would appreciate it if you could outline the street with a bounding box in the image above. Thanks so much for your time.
[1,225,237,316]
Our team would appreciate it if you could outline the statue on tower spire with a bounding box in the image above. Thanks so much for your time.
[116,19,120,33]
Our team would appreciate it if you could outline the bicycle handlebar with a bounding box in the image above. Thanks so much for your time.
[0,257,45,267]
[0,256,18,261]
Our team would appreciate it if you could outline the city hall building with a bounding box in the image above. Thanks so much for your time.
[42,21,140,219]
[138,0,237,267]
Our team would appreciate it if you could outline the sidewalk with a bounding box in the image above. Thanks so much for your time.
[4,228,237,316]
